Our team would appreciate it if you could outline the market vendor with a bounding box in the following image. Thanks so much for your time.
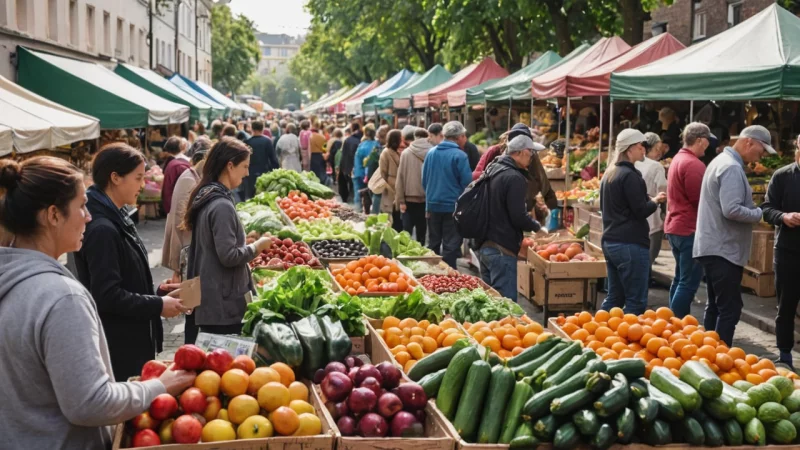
[0,157,195,449]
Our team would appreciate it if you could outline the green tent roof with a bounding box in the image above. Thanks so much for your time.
[115,63,211,125]
[611,4,800,101]
[482,49,583,103]
[390,65,453,110]
[364,73,421,111]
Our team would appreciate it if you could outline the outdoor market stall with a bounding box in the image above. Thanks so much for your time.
[361,73,420,116]
[390,65,453,111]
[314,84,368,114]
[304,87,348,113]
[167,74,227,121]
[330,81,379,115]
[346,69,418,116]
[191,78,244,118]
[412,58,508,110]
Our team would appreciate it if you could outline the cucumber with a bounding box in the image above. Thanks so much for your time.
[452,360,491,441]
[629,377,649,399]
[633,396,658,425]
[550,388,595,417]
[650,366,702,412]
[499,380,535,444]
[407,339,470,381]
[744,417,766,445]
[541,350,597,390]
[703,418,725,447]
[522,369,593,419]
[512,341,568,379]
[680,360,723,399]
[506,335,560,368]
[757,401,789,424]
[593,373,629,417]
[691,407,711,422]
[418,368,446,398]
[604,358,646,379]
[733,380,755,392]
[585,371,611,394]
[746,382,782,408]
[735,402,757,425]
[648,382,685,421]
[723,418,744,446]
[509,435,540,449]
[643,419,673,446]
[722,381,751,404]
[531,341,582,388]
[766,418,798,444]
[532,414,560,441]
[584,358,607,373]
[705,392,737,420]
[513,421,534,439]
[679,416,706,445]
[553,422,579,450]
[572,409,600,436]
[590,423,615,450]
[437,345,481,420]
[615,407,636,444]
[476,365,515,443]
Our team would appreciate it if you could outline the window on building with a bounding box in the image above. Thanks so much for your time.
[86,6,95,51]
[47,0,57,40]
[651,22,667,36]
[140,29,146,65]
[728,2,743,27]
[116,18,124,57]
[178,50,182,72]
[693,12,707,40]
[68,0,77,45]
[103,11,110,55]
[16,0,27,32]
[168,44,172,70]
[161,41,166,67]
[130,24,136,63]
[280,48,288,57]
[263,47,271,56]
[188,56,192,78]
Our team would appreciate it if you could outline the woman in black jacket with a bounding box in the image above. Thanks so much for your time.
[76,143,188,381]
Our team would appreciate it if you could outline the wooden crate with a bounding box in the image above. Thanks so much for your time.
[589,212,603,231]
[547,317,572,340]
[741,265,776,298]
[532,271,596,306]
[748,228,775,274]
[517,260,533,299]
[527,240,606,280]
[588,230,602,248]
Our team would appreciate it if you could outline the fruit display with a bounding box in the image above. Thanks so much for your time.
[296,217,364,242]
[461,315,544,360]
[540,152,563,168]
[418,273,482,294]
[556,177,600,201]
[249,236,322,270]
[554,307,799,386]
[310,239,369,260]
[374,317,469,373]
[533,241,598,262]
[317,363,428,438]
[256,169,335,199]
[278,191,337,222]
[127,349,324,447]
[330,255,418,295]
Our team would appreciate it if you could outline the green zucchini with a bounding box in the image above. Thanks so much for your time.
[572,409,600,436]
[532,414,560,441]
[604,358,646,378]
[703,418,725,447]
[616,407,636,444]
[508,435,540,449]
[629,377,649,399]
[553,422,579,450]
[648,382,685,421]
[593,373,629,417]
[550,388,595,417]
[437,345,481,420]
[722,418,744,446]
[541,350,597,389]
[736,402,757,425]
[734,380,755,392]
[452,360,491,441]
[531,341,582,388]
[512,341,568,379]
[522,369,593,420]
[679,416,705,445]
[744,417,766,445]
[722,381,751,404]
[644,419,673,446]
[407,339,470,381]
[506,335,560,368]
[487,352,504,367]
[499,380,535,444]
[584,358,607,373]
[291,316,327,378]
[476,365,515,443]
[679,360,723,399]
[513,421,534,439]
[650,366,702,412]
[585,371,612,394]
[418,368,446,398]
[705,392,737,420]
[318,315,352,363]
[590,423,615,450]
[633,396,658,425]
[758,401,789,424]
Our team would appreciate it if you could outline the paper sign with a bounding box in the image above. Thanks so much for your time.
[177,277,202,309]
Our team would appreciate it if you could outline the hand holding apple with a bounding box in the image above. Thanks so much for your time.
[159,368,197,397]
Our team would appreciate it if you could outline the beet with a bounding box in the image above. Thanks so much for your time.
[393,383,427,411]
[359,377,382,397]
[325,361,347,375]
[347,387,377,415]
[321,371,353,403]
[376,362,401,389]
[358,413,388,437]
[391,411,423,437]
[354,365,383,386]
[377,392,403,418]
[337,416,357,436]
[313,369,326,384]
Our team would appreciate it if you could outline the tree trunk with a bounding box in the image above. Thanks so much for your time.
[544,0,575,56]
[620,0,645,46]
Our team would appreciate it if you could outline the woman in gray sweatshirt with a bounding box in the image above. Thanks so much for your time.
[0,157,195,449]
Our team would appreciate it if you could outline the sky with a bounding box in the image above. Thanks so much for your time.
[227,0,312,36]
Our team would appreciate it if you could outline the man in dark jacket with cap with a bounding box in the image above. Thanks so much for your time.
[338,122,363,203]
[478,135,542,299]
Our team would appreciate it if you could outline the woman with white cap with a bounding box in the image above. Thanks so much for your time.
[600,129,667,314]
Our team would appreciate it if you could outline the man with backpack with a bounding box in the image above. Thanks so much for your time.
[475,135,542,299]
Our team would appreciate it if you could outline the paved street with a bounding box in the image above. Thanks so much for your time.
[136,218,797,363]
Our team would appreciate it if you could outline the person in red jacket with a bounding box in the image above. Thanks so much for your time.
[161,136,191,214]
[664,122,711,318]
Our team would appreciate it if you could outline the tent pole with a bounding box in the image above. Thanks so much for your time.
[565,96,572,197]
[608,102,614,157]
[690,100,694,121]
[530,98,534,127]
[508,97,512,130]
[598,96,603,177]
[557,104,562,140]
[484,101,489,137]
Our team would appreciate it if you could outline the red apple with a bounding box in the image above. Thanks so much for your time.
[172,414,202,444]
[140,360,168,381]
[203,396,222,422]
[179,387,208,415]
[204,348,234,376]
[174,344,206,371]
[149,393,178,420]
[131,411,161,431]
[132,429,161,447]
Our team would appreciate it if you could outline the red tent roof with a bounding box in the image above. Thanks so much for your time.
[413,58,508,108]
[568,33,685,97]
[532,37,631,98]
[331,80,379,113]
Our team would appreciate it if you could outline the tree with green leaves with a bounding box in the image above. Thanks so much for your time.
[210,5,260,96]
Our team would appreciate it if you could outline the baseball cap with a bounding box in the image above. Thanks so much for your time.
[615,129,647,153]
[507,135,546,154]
[740,125,776,154]
[507,123,533,141]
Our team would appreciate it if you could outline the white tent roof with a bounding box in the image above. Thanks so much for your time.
[195,80,243,113]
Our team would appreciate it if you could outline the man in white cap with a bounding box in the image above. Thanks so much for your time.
[694,124,775,346]
[477,134,542,299]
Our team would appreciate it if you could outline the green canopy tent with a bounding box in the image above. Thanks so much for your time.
[611,4,800,101]
[362,73,420,113]
[115,63,212,126]
[391,65,453,110]
[168,75,227,120]
[17,47,189,129]
[482,49,582,103]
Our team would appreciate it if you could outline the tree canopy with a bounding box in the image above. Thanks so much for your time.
[211,5,261,96]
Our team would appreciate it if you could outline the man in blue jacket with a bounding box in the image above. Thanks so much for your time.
[422,121,473,268]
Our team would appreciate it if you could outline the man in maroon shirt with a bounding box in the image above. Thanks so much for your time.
[161,136,191,214]
[664,123,711,318]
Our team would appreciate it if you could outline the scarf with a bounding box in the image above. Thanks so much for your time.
[188,181,234,227]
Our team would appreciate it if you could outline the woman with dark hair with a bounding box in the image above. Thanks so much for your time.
[183,138,272,336]
[76,144,189,381]
[0,157,195,448]
[379,129,403,231]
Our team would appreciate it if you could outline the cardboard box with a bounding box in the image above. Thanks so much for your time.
[517,260,533,298]
[527,240,607,279]
[532,270,592,306]
[748,229,775,274]
[741,265,776,298]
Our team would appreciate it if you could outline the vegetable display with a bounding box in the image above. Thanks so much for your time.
[331,256,418,295]
[310,239,369,259]
[249,236,321,270]
[403,260,455,277]
[277,191,336,222]
[419,274,482,294]
[330,204,367,222]
[444,289,524,325]
[374,317,468,373]
[296,217,364,242]
[256,169,335,199]
[361,289,446,324]
[236,205,285,235]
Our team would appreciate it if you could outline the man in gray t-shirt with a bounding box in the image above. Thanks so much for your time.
[694,125,775,346]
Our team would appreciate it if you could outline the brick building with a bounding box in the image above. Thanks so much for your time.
[644,0,776,46]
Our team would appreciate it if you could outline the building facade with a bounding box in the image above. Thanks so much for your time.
[256,32,302,75]
[644,0,776,46]
[0,0,212,83]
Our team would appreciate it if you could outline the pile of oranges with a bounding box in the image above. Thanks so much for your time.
[555,307,792,385]
[375,317,467,372]
[331,256,417,295]
[463,316,546,359]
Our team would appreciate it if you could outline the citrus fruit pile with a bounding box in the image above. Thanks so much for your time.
[462,315,545,359]
[375,317,466,372]
[331,256,417,295]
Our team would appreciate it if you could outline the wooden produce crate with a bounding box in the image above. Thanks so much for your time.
[741,265,776,298]
[547,317,573,340]
[588,230,602,248]
[526,240,606,280]
[748,228,775,274]
[589,212,603,231]
[517,260,533,299]
[328,261,417,297]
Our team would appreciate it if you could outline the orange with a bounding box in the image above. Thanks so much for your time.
[745,354,759,365]
[646,338,668,356]
[587,341,604,351]
[704,330,720,341]
[258,382,290,412]
[702,337,719,347]
[571,329,590,342]
[697,345,717,361]
[619,349,636,359]
[442,333,466,347]
[582,321,599,335]
[604,336,623,348]
[565,316,580,326]
[426,325,442,340]
[577,311,593,325]
[629,342,643,351]
[527,322,544,334]
[642,310,657,321]
[472,331,487,343]
[498,350,512,359]
[716,345,730,355]
[671,338,690,354]
[720,372,742,384]
[228,394,261,425]
[746,373,765,385]
[640,332,656,347]
[602,351,620,361]
[410,326,425,336]
[512,347,524,356]
[409,335,424,344]
[637,350,654,362]
[418,319,431,329]
[595,326,614,343]
[608,317,623,331]
[383,316,401,329]
[440,319,458,330]
[522,333,538,348]
[682,325,698,336]
[623,314,639,325]
[656,307,674,321]
[536,332,554,344]
[288,382,309,402]
[680,344,698,360]
[561,323,579,336]
[247,367,281,396]
[662,330,673,342]
[715,353,734,372]
[735,360,752,378]
[627,324,644,342]
[596,347,610,356]
[664,357,682,371]
[617,322,631,339]
[195,370,222,397]
[221,369,250,398]
[394,351,411,366]
[752,359,776,372]
[657,347,676,360]
[502,335,522,351]
[422,337,438,353]
[515,324,528,336]
[650,358,664,367]
[688,331,704,347]
[612,342,628,354]
[728,347,746,361]
[758,369,777,381]
[481,336,502,353]
[595,310,610,323]
[670,317,684,329]
[270,406,300,436]
[404,359,417,373]
[651,319,668,336]
[493,327,508,340]
[609,307,624,318]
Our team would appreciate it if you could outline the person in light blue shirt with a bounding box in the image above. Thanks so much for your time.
[422,121,472,268]
[353,126,378,207]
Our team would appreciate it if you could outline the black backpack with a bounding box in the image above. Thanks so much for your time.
[453,162,511,240]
